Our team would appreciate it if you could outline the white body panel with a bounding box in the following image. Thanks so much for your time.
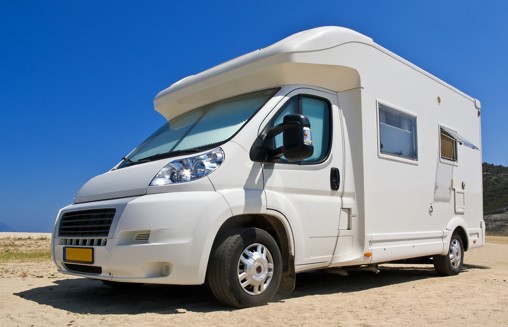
[52,27,484,286]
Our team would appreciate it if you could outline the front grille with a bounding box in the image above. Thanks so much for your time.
[60,238,108,247]
[59,209,116,237]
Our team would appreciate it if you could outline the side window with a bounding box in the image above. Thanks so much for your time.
[440,128,457,162]
[272,95,331,163]
[378,103,418,160]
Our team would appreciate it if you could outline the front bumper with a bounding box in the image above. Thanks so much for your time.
[52,191,231,285]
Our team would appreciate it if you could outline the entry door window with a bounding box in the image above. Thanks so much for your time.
[272,95,331,163]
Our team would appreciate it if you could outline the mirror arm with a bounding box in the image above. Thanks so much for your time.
[249,120,305,163]
[265,121,299,138]
[250,132,274,162]
[268,146,284,159]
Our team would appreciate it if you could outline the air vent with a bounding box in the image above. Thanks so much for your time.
[134,232,150,242]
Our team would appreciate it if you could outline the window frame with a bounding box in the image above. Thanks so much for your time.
[377,100,419,164]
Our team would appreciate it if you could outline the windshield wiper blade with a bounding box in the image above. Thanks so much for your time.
[134,148,204,164]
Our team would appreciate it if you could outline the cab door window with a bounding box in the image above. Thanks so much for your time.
[272,95,331,163]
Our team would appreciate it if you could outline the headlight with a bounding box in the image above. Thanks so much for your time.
[149,147,225,186]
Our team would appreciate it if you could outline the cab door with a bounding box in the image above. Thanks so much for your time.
[262,88,344,267]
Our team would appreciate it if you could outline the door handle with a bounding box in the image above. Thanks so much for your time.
[330,167,340,191]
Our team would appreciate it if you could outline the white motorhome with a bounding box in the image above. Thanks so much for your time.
[52,27,484,308]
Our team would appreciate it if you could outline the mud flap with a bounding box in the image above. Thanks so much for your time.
[278,254,296,294]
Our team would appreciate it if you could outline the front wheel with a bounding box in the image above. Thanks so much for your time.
[433,233,464,276]
[207,227,282,308]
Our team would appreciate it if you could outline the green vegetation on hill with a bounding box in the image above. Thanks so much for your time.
[483,163,508,214]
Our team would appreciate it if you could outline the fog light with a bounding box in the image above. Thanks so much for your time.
[162,263,171,276]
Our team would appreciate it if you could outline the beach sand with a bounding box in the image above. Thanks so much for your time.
[1,233,507,326]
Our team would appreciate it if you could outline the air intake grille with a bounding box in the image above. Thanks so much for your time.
[64,263,102,274]
[59,209,116,237]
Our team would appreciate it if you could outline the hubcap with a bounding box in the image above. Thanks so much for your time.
[237,243,274,295]
[449,239,462,268]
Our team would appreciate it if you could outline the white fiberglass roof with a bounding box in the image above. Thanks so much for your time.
[154,26,372,121]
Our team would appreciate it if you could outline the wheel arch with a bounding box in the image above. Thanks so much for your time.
[452,226,469,251]
[446,216,470,251]
[208,213,295,293]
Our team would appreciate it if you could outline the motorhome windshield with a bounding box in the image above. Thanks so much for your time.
[118,89,277,168]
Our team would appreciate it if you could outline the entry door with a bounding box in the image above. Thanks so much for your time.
[262,88,343,266]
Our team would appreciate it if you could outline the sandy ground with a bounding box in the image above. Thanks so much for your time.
[0,234,507,326]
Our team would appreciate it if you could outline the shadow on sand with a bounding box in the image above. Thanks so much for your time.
[14,263,489,313]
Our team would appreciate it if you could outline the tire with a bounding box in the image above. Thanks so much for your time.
[433,233,464,276]
[207,227,282,308]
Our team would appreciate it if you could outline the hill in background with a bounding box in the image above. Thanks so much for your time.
[0,222,15,232]
[483,163,508,235]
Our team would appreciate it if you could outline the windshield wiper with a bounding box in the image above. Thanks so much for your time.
[120,142,223,169]
[132,148,204,165]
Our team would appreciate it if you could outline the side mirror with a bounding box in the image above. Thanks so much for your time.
[282,114,313,162]
[249,114,314,162]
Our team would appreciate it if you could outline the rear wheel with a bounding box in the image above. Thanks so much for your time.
[433,233,464,276]
[207,227,282,308]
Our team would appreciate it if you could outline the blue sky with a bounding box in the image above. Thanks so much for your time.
[1,1,507,232]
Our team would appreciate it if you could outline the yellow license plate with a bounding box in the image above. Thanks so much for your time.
[64,247,94,264]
